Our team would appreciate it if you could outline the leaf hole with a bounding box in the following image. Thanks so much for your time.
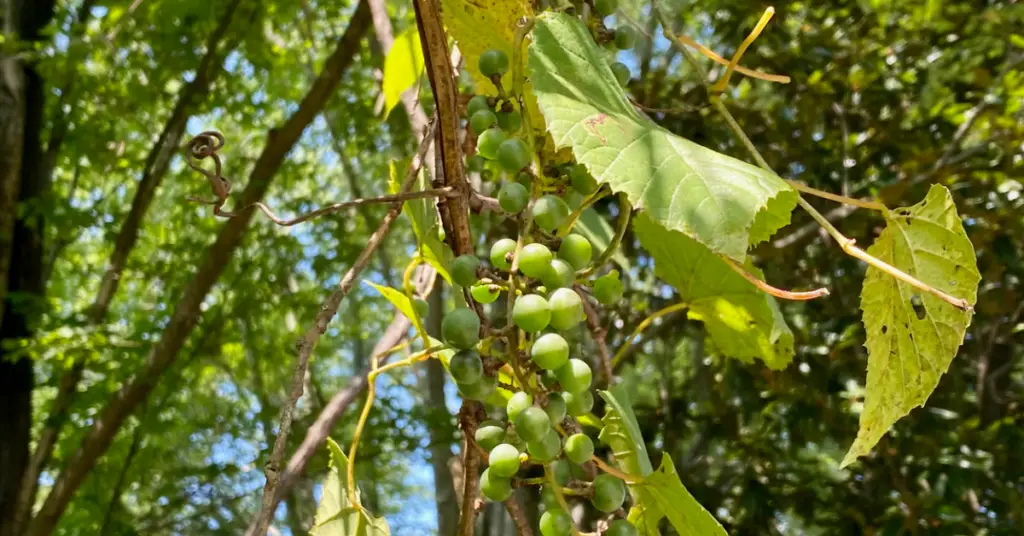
[910,295,926,320]
[881,325,888,334]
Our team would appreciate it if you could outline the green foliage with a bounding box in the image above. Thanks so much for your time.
[311,439,390,536]
[635,455,727,536]
[382,27,424,117]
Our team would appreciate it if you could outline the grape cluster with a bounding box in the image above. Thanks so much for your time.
[434,38,637,536]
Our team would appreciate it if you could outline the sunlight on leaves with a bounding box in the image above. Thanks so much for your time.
[311,439,390,536]
[636,454,728,536]
[382,27,424,117]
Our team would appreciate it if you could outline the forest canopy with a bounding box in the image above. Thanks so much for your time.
[1,0,1022,535]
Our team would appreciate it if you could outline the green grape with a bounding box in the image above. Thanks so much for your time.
[593,0,618,16]
[606,520,639,536]
[412,298,429,322]
[467,94,491,117]
[471,283,501,304]
[591,473,626,513]
[497,138,531,173]
[506,391,533,422]
[541,259,575,289]
[480,468,513,502]
[497,110,522,132]
[555,359,592,394]
[532,195,571,232]
[594,270,624,305]
[451,255,481,287]
[479,49,510,77]
[610,62,631,87]
[539,509,572,536]
[497,182,529,213]
[475,421,507,452]
[564,433,594,464]
[514,406,551,442]
[457,373,496,401]
[515,170,533,189]
[540,369,559,390]
[442,308,481,349]
[552,459,572,486]
[614,26,637,50]
[449,350,483,384]
[477,127,507,160]
[527,429,562,462]
[488,443,522,477]
[568,164,598,195]
[518,243,553,279]
[490,238,517,270]
[563,390,594,416]
[512,294,551,332]
[466,154,488,173]
[548,288,584,331]
[470,109,498,134]
[544,392,567,424]
[558,234,593,271]
[531,333,569,370]
[541,486,560,511]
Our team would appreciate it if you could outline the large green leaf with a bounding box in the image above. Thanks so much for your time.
[634,212,794,369]
[635,454,728,536]
[389,161,453,283]
[311,439,390,536]
[381,27,424,117]
[842,185,980,467]
[529,12,797,261]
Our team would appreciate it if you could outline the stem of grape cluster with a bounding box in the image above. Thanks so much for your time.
[611,302,689,370]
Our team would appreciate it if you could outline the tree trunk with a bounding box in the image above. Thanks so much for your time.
[24,4,373,534]
[424,282,460,536]
[0,2,57,535]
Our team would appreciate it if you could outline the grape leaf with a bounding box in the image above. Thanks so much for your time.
[381,27,424,117]
[364,281,423,332]
[635,454,728,536]
[529,13,796,261]
[634,212,794,369]
[311,438,390,536]
[388,160,453,283]
[598,384,654,477]
[842,185,980,467]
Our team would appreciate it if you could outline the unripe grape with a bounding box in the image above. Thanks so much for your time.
[532,195,571,232]
[457,373,496,401]
[477,128,507,160]
[558,234,593,271]
[548,288,584,331]
[594,271,624,305]
[442,308,481,350]
[506,391,533,422]
[490,238,517,270]
[452,255,481,287]
[544,392,567,424]
[498,182,529,213]
[531,333,569,370]
[497,138,531,173]
[514,406,551,442]
[610,62,631,87]
[466,154,488,173]
[614,26,637,50]
[540,369,559,390]
[564,433,594,464]
[518,243,553,279]
[593,0,618,16]
[467,95,491,117]
[591,473,627,513]
[606,520,639,536]
[512,294,551,332]
[539,509,572,536]
[497,110,522,132]
[541,259,575,289]
[552,459,572,486]
[555,359,592,394]
[471,283,500,304]
[541,486,560,510]
[449,350,483,384]
[479,49,510,77]
[475,421,506,452]
[488,443,522,477]
[569,164,598,195]
[470,109,497,134]
[527,429,562,462]
[563,390,594,416]
[480,468,513,501]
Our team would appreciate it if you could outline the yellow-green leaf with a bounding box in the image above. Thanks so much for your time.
[636,454,728,536]
[843,185,980,467]
[382,27,424,117]
[311,439,391,536]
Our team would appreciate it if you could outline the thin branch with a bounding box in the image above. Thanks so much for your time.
[577,285,612,386]
[249,122,436,536]
[785,180,888,212]
[722,256,830,301]
[504,496,535,536]
[611,303,688,370]
[224,188,457,226]
[591,456,640,483]
[711,7,777,93]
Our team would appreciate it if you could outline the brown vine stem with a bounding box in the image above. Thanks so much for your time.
[653,3,974,312]
[221,188,458,225]
[785,180,888,212]
[504,496,535,536]
[722,256,831,301]
[249,121,436,536]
